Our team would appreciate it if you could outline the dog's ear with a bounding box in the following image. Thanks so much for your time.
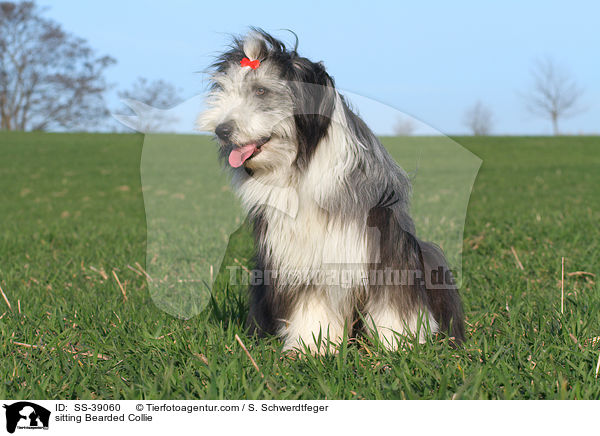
[286,58,336,169]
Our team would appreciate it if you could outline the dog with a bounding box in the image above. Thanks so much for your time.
[199,29,464,353]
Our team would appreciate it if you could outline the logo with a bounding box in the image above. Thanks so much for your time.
[3,402,50,434]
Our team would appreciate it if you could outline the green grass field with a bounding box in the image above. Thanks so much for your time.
[0,131,599,399]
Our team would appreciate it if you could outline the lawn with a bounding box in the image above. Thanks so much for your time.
[0,131,599,399]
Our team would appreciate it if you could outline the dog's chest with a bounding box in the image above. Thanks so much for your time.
[238,171,373,281]
[260,198,370,272]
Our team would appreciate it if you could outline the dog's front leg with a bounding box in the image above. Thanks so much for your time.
[364,301,438,351]
[279,292,349,355]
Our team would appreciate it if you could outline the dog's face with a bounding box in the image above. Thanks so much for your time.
[198,30,336,173]
[200,58,297,172]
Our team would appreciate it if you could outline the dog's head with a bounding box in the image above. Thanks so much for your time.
[198,29,336,173]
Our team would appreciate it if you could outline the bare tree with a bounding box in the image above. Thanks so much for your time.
[462,101,493,136]
[117,77,183,132]
[524,57,584,135]
[393,115,416,136]
[0,1,115,131]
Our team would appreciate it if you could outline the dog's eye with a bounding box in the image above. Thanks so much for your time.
[255,87,266,96]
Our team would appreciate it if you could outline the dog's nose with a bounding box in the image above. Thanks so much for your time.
[215,122,234,141]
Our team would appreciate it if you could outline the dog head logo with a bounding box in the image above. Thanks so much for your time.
[3,402,51,434]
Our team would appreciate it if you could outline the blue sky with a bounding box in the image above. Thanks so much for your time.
[39,0,599,135]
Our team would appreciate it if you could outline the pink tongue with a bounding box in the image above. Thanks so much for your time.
[228,144,257,168]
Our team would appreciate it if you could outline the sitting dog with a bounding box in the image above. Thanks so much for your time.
[199,29,464,353]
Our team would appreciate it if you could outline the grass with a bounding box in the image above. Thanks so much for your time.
[0,131,599,399]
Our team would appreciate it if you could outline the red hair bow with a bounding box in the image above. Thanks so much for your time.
[240,57,260,70]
